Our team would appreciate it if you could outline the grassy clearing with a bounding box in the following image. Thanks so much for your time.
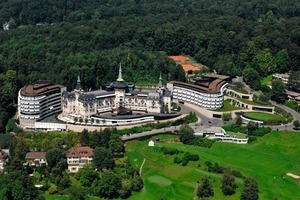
[217,100,244,112]
[244,112,285,121]
[126,132,300,200]
[261,74,274,86]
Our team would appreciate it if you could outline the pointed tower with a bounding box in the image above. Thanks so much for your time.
[158,72,163,88]
[117,63,124,82]
[113,63,127,110]
[76,74,82,90]
[156,72,164,95]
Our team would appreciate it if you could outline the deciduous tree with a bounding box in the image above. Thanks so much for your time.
[93,147,115,171]
[46,148,66,171]
[271,80,287,103]
[179,124,195,144]
[222,169,237,196]
[241,178,259,200]
[197,176,214,198]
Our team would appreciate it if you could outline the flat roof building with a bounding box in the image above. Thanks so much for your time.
[18,80,66,130]
[167,74,230,110]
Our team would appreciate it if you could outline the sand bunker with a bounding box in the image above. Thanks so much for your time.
[286,173,300,179]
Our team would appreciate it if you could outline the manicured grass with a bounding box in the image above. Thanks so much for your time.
[44,193,69,200]
[237,98,273,107]
[229,87,249,94]
[226,131,247,139]
[285,100,300,113]
[244,112,285,121]
[126,131,300,200]
[261,74,274,86]
[217,100,244,112]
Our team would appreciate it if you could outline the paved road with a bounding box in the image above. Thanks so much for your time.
[122,122,202,141]
[179,102,231,127]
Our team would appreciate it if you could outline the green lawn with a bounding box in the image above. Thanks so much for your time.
[126,132,300,200]
[261,74,274,86]
[229,87,249,94]
[217,100,244,112]
[285,100,300,114]
[244,112,285,121]
[226,131,247,139]
[236,98,273,107]
[44,193,69,200]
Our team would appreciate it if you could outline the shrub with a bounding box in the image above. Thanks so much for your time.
[188,154,200,161]
[248,136,257,143]
[39,183,50,191]
[223,124,247,134]
[258,94,270,102]
[205,161,212,167]
[194,137,217,148]
[48,186,58,194]
[208,163,224,173]
[173,156,181,164]
[222,113,232,121]
[231,170,244,179]
[162,147,179,155]
[181,157,189,166]
[249,127,272,136]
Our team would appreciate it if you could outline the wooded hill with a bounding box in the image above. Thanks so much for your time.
[0,0,300,132]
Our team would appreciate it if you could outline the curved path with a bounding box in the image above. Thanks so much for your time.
[139,158,146,176]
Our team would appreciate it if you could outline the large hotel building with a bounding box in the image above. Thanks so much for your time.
[17,65,229,130]
[18,80,66,129]
[168,75,229,110]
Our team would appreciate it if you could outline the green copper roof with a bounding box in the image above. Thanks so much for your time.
[117,63,124,82]
[158,72,163,88]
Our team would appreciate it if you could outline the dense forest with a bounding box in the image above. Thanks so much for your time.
[0,0,300,131]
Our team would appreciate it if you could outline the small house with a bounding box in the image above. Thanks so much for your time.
[66,146,94,173]
[25,152,47,166]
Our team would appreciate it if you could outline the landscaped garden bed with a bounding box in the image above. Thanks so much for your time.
[243,112,285,122]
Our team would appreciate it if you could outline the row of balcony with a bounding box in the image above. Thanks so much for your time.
[173,87,222,98]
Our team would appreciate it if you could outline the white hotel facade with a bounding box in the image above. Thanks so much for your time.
[167,75,229,110]
[18,80,66,130]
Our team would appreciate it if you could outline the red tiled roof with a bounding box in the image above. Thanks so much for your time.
[181,64,199,72]
[25,152,46,160]
[66,146,94,158]
[169,55,190,62]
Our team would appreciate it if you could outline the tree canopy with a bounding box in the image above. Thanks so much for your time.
[241,178,259,200]
[0,0,300,130]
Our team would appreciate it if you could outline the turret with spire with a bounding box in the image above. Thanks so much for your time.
[117,63,124,82]
[158,72,163,88]
[113,63,127,110]
[156,72,164,94]
[76,73,82,90]
[113,63,127,89]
